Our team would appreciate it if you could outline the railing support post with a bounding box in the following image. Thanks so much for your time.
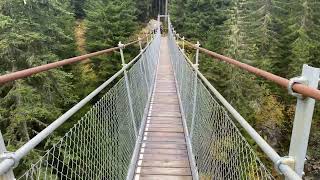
[139,37,150,91]
[182,36,185,52]
[118,42,138,138]
[151,30,154,41]
[288,64,320,177]
[190,41,200,140]
[0,131,15,180]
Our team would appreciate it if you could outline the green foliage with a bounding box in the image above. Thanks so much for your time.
[170,0,320,177]
[84,0,139,85]
[0,0,146,177]
[0,0,77,176]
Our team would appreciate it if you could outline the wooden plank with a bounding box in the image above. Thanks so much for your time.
[156,80,175,83]
[146,124,184,128]
[136,167,191,176]
[137,160,190,168]
[151,100,179,105]
[148,116,182,120]
[156,83,176,86]
[150,105,180,112]
[148,118,182,123]
[156,79,175,81]
[144,132,185,138]
[149,111,181,117]
[153,92,178,96]
[148,120,182,125]
[142,136,185,143]
[145,127,184,133]
[139,154,188,161]
[155,89,177,93]
[154,94,177,97]
[135,175,192,180]
[153,97,178,101]
[142,143,187,150]
[141,148,188,155]
[155,86,176,89]
[144,132,185,139]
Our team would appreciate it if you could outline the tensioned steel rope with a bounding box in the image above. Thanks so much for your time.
[167,19,302,179]
[0,30,161,179]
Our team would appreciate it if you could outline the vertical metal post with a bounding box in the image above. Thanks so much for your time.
[139,37,150,91]
[118,42,138,138]
[158,0,161,14]
[190,41,200,140]
[182,36,185,52]
[0,131,15,180]
[288,64,320,177]
[151,30,154,41]
[168,15,170,33]
[165,0,168,21]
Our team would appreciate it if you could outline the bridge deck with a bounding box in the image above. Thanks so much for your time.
[134,37,192,180]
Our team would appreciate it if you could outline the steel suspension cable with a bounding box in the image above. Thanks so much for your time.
[177,36,320,101]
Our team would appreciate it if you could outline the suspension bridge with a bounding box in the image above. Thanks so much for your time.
[0,16,320,180]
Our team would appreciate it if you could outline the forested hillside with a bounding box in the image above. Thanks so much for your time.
[169,0,320,178]
[1,0,319,178]
[0,0,162,176]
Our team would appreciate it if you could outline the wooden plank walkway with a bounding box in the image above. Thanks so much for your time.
[134,37,192,180]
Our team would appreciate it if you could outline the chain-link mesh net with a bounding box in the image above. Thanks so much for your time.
[18,32,161,180]
[168,25,274,179]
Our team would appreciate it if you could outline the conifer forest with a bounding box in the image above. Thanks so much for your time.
[0,0,320,179]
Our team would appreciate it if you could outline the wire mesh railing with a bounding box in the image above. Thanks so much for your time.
[168,22,275,179]
[5,31,161,180]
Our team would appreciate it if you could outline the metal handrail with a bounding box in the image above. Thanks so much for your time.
[0,34,150,85]
[177,36,320,101]
[169,23,301,179]
[0,36,154,175]
[182,50,301,180]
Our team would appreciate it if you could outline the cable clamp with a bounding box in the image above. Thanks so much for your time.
[122,63,128,68]
[193,64,199,70]
[118,42,125,49]
[288,76,308,99]
[0,151,19,168]
[275,156,295,174]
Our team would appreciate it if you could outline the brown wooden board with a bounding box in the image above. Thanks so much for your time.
[139,154,188,161]
[144,132,185,137]
[141,143,187,150]
[138,160,190,168]
[136,167,191,176]
[134,37,192,180]
[135,175,192,180]
[141,148,188,155]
